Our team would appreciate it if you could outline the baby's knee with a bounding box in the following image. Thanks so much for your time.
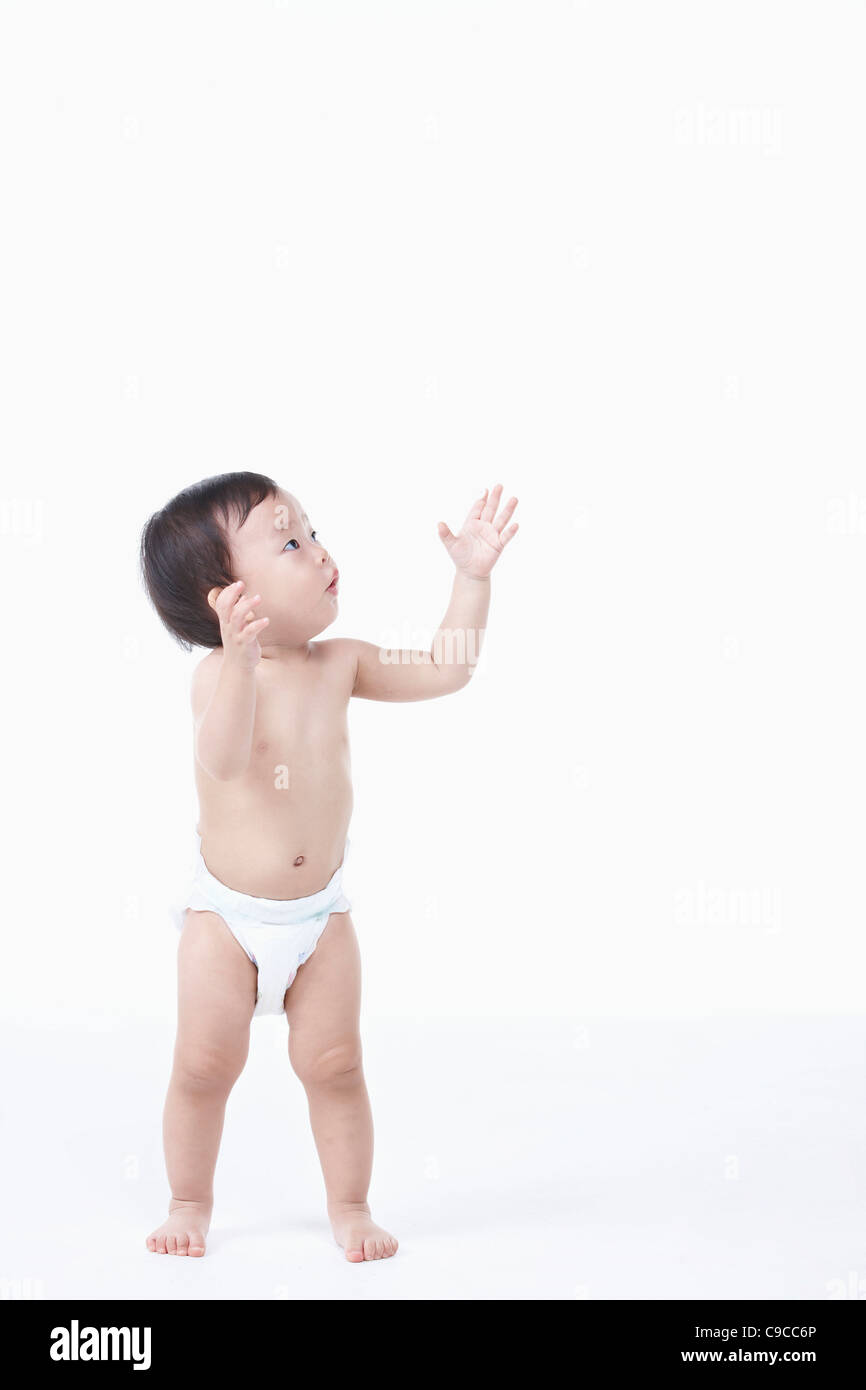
[174,1040,247,1093]
[290,1038,363,1088]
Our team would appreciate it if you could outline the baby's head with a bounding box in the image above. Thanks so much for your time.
[140,472,339,652]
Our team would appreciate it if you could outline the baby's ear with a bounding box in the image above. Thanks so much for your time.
[207,587,220,611]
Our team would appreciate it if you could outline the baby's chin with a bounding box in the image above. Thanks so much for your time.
[269,589,339,638]
[308,596,340,638]
[318,600,339,633]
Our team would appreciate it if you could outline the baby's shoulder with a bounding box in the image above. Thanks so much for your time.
[311,637,360,690]
[313,637,355,660]
[192,648,223,681]
[189,648,224,716]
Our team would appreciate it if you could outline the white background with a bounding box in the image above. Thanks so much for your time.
[1,1,864,1302]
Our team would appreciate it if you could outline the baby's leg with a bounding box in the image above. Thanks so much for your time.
[285,910,398,1262]
[147,909,256,1257]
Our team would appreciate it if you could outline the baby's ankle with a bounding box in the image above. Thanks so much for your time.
[169,1196,213,1214]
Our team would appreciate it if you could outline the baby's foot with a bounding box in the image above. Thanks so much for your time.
[146,1199,211,1257]
[329,1201,399,1262]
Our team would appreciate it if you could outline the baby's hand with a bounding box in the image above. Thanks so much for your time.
[207,580,269,668]
[437,483,519,578]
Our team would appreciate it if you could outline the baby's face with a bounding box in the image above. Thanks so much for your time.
[226,488,339,644]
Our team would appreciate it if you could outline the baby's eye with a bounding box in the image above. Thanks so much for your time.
[282,530,319,552]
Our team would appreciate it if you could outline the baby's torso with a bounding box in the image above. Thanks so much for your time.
[194,640,354,899]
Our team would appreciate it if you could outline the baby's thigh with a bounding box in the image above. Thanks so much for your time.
[175,909,257,1056]
[285,911,361,1063]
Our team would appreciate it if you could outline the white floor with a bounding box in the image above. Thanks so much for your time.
[2,1014,863,1301]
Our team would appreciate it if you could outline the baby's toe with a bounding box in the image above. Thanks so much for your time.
[166,1234,178,1255]
[175,1232,190,1256]
[189,1233,206,1257]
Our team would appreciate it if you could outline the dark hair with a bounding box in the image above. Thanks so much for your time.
[139,471,278,651]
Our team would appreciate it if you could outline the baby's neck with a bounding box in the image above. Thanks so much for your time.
[259,640,314,665]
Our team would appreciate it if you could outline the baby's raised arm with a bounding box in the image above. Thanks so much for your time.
[345,483,518,702]
[345,572,489,702]
[193,580,268,780]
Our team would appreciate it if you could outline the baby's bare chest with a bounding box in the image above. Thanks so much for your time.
[250,659,351,773]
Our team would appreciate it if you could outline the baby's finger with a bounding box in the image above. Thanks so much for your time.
[481,483,503,525]
[240,616,269,639]
[211,579,244,616]
[493,495,518,532]
[229,593,262,629]
[463,489,488,529]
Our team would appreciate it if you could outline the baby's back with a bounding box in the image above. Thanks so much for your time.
[193,640,354,898]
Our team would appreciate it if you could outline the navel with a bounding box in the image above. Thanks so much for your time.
[293,854,305,867]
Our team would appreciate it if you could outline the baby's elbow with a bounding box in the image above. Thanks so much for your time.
[439,666,473,696]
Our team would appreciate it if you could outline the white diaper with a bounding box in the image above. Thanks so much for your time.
[170,830,352,1017]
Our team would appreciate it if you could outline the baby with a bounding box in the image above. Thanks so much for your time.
[138,473,518,1260]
